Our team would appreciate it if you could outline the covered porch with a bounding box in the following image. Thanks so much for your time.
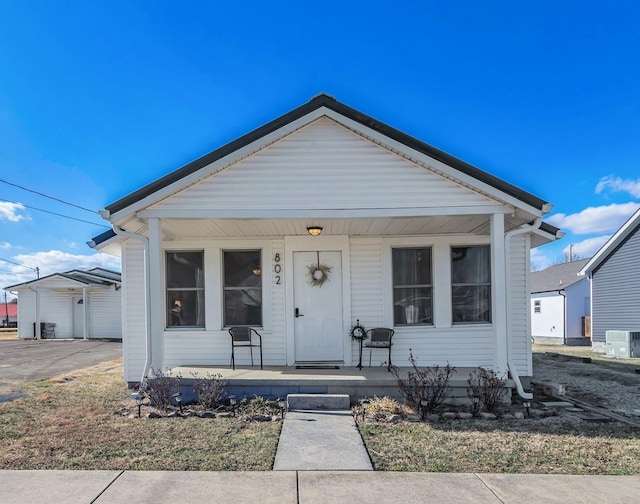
[168,364,516,405]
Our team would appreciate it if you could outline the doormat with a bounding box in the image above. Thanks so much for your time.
[295,365,341,370]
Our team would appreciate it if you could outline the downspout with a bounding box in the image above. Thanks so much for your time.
[28,287,40,340]
[112,226,152,387]
[559,290,567,345]
[504,218,542,400]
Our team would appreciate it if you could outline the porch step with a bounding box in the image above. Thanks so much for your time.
[287,393,350,410]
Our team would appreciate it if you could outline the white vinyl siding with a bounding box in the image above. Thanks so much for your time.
[121,240,148,382]
[149,117,497,213]
[90,288,122,339]
[591,225,640,344]
[508,234,531,376]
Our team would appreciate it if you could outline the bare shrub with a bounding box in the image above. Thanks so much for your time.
[192,372,227,410]
[142,368,182,411]
[467,367,508,413]
[390,350,456,414]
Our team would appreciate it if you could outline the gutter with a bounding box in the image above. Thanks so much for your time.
[559,290,567,345]
[504,218,543,400]
[28,287,40,340]
[111,226,152,387]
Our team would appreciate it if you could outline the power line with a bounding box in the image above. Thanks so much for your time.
[0,198,110,228]
[0,178,98,214]
[0,257,39,275]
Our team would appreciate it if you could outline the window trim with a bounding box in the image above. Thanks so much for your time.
[451,244,492,325]
[222,248,263,328]
[165,250,205,329]
[534,299,541,314]
[391,246,433,327]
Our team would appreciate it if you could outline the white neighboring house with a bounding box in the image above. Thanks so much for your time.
[530,259,591,345]
[4,268,122,340]
[89,94,561,389]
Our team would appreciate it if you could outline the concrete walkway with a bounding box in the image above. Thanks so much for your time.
[273,410,372,470]
[2,470,640,503]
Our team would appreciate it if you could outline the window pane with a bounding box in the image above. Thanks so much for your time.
[452,285,491,323]
[392,248,431,285]
[392,247,432,326]
[224,290,262,326]
[167,290,205,327]
[166,251,205,328]
[393,287,432,324]
[167,252,204,288]
[224,251,261,288]
[451,246,490,283]
[223,250,262,326]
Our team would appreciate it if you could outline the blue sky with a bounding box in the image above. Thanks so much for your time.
[1,1,639,293]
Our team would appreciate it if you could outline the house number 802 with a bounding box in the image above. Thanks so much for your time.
[274,253,281,284]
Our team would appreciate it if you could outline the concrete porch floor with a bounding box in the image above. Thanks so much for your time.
[168,365,499,404]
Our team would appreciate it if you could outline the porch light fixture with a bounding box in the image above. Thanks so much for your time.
[307,226,323,236]
[131,392,144,418]
[229,395,237,417]
[172,392,183,414]
[277,397,286,419]
[252,266,262,276]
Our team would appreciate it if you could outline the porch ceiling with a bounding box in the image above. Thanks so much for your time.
[158,214,531,240]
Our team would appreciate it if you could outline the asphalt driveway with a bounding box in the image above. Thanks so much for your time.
[0,339,122,402]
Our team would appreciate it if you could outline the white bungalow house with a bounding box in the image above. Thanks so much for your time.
[90,94,560,395]
[4,268,122,340]
[580,208,640,353]
[530,259,591,346]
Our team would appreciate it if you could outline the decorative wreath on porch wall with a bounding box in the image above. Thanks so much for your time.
[306,251,332,286]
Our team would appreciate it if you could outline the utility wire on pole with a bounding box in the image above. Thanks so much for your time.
[0,178,98,214]
[0,257,39,278]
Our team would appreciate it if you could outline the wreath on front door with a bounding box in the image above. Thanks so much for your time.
[306,251,332,286]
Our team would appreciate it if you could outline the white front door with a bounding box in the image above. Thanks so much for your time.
[293,251,344,363]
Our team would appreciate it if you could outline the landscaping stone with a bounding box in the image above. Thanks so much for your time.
[252,414,273,422]
[199,411,216,418]
[500,413,514,420]
[387,414,402,423]
[479,412,497,420]
[425,414,440,422]
[457,412,473,420]
[514,412,524,419]
[216,412,233,418]
[146,412,162,419]
[406,414,422,422]
[528,408,545,418]
[442,412,457,420]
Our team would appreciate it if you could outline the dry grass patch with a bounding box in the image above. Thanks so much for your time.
[360,415,640,474]
[0,362,280,470]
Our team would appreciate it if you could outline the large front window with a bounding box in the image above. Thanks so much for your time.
[166,251,205,328]
[392,247,433,325]
[223,250,262,326]
[451,245,491,324]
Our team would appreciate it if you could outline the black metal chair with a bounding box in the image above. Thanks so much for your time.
[363,327,394,371]
[228,327,263,370]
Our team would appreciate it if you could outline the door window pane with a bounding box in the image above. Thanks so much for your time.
[223,250,262,326]
[451,246,491,324]
[166,251,205,328]
[392,248,433,325]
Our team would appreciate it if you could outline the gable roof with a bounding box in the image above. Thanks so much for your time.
[531,258,590,294]
[580,208,640,277]
[103,94,549,217]
[4,268,121,291]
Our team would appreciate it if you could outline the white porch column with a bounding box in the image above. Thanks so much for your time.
[147,217,164,372]
[491,213,508,372]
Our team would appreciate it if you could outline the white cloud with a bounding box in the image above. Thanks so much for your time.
[596,176,640,198]
[562,235,611,260]
[1,250,120,290]
[546,202,640,235]
[0,242,11,250]
[530,247,552,272]
[0,202,27,222]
